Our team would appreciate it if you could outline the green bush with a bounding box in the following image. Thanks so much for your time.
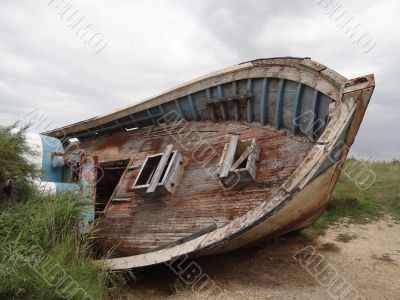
[0,124,40,182]
[0,124,41,203]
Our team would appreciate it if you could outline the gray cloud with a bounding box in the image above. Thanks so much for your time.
[0,0,398,160]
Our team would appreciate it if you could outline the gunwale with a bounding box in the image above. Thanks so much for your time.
[44,57,347,139]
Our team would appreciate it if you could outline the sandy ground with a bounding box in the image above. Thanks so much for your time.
[114,217,400,300]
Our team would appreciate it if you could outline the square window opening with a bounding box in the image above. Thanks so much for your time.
[135,155,162,186]
[133,145,183,195]
[95,160,129,213]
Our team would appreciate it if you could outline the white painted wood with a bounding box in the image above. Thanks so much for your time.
[247,138,259,181]
[147,144,173,193]
[161,151,182,193]
[219,135,238,178]
[218,143,229,173]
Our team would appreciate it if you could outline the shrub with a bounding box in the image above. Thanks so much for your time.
[0,124,40,202]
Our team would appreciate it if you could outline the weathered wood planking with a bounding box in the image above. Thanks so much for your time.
[72,122,311,254]
[47,58,374,270]
[147,144,173,193]
[201,163,337,256]
[44,58,346,139]
[85,69,373,270]
[219,135,239,178]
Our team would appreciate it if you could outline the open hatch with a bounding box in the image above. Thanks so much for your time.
[95,159,129,214]
[132,144,183,196]
[219,136,260,187]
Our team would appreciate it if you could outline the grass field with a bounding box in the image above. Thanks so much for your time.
[311,159,400,235]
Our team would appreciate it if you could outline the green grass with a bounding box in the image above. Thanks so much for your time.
[312,159,400,235]
[0,125,127,299]
[0,190,124,300]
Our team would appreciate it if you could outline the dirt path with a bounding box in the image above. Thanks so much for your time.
[114,217,400,300]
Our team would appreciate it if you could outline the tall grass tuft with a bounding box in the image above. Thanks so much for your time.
[0,190,124,299]
[0,125,125,299]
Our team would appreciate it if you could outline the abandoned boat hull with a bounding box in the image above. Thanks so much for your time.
[44,58,375,270]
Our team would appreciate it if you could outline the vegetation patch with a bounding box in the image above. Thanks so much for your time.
[0,125,39,181]
[0,126,124,299]
[0,192,120,299]
[371,254,396,264]
[336,233,357,243]
[312,159,400,235]
[320,243,341,253]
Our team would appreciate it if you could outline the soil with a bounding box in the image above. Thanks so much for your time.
[112,217,400,300]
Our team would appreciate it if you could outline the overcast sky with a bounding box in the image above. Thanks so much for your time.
[1,0,398,160]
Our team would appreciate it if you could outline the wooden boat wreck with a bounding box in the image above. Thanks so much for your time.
[44,57,375,270]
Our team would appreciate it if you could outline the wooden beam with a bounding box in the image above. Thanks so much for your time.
[206,94,253,105]
[232,81,240,121]
[188,95,198,121]
[217,86,227,121]
[76,113,163,138]
[311,90,321,141]
[218,143,229,171]
[146,109,156,125]
[156,105,165,124]
[147,144,173,193]
[206,89,217,122]
[275,79,286,129]
[260,78,269,125]
[174,99,185,120]
[292,83,304,135]
[247,79,254,123]
[220,135,239,178]
[128,115,137,128]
